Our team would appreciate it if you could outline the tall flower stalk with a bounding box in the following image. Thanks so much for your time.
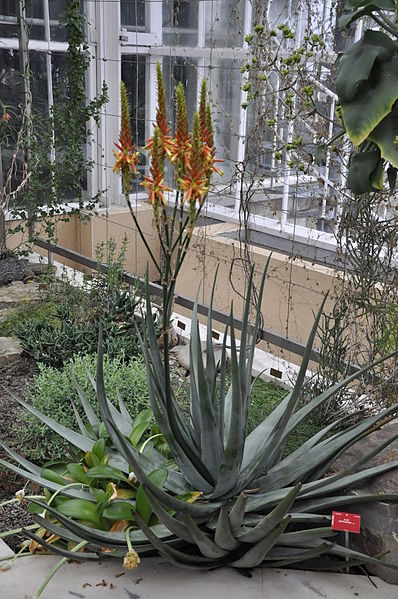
[114,65,222,344]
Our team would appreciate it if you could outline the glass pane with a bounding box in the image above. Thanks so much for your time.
[121,0,145,30]
[49,0,67,42]
[30,50,49,114]
[208,59,241,184]
[25,0,45,41]
[163,56,197,129]
[205,0,245,48]
[0,0,18,38]
[51,52,67,99]
[0,48,48,114]
[163,0,198,47]
[121,55,146,187]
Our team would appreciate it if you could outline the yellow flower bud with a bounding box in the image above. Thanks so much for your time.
[123,548,140,570]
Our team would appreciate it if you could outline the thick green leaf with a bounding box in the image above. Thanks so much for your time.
[211,309,244,499]
[229,493,248,534]
[130,422,150,447]
[231,515,291,568]
[41,467,70,486]
[66,464,90,485]
[92,438,106,461]
[0,439,42,476]
[338,1,396,29]
[346,0,395,9]
[264,543,332,568]
[102,501,135,521]
[136,468,168,524]
[191,286,222,478]
[116,389,133,426]
[22,528,100,560]
[337,30,395,103]
[140,486,194,543]
[339,39,398,146]
[6,390,95,453]
[29,499,170,546]
[238,484,301,544]
[346,151,383,194]
[85,464,129,483]
[182,514,228,558]
[278,527,336,546]
[134,512,221,569]
[56,498,102,527]
[369,103,398,167]
[71,372,99,428]
[215,506,240,550]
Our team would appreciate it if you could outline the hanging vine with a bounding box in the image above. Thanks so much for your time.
[9,0,108,246]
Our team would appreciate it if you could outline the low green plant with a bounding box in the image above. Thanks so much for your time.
[0,298,59,338]
[12,237,149,367]
[15,289,143,367]
[19,353,150,463]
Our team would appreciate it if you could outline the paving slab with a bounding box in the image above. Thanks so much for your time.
[0,553,397,599]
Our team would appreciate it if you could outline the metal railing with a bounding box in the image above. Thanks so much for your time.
[35,237,323,364]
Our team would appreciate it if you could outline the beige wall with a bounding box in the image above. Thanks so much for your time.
[175,222,340,366]
[7,209,342,366]
[6,205,159,280]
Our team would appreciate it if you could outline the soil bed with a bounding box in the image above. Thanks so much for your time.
[0,355,37,551]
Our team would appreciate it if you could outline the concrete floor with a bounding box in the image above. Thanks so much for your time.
[1,539,397,599]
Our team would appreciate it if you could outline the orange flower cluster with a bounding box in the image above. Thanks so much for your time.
[114,65,222,233]
[144,63,174,160]
[199,80,223,180]
[170,82,191,177]
[178,112,209,205]
[141,126,172,221]
[1,112,10,124]
[113,81,140,195]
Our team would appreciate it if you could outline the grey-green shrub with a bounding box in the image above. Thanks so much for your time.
[19,353,150,463]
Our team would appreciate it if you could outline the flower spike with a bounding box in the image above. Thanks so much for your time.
[113,81,140,195]
[178,112,209,217]
[141,126,172,223]
[171,82,191,180]
[145,63,174,159]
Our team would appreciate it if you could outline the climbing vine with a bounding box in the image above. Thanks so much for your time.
[8,0,108,246]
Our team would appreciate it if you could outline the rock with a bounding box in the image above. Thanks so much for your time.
[0,256,26,286]
[157,325,179,350]
[332,422,398,583]
[23,262,56,276]
[171,340,224,372]
[23,270,36,283]
[0,337,23,367]
[0,280,42,304]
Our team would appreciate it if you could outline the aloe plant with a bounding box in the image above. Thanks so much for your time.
[4,264,398,576]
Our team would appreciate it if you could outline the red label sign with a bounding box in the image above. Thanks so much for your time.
[331,511,361,534]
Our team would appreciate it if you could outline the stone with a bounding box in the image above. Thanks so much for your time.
[331,421,398,584]
[157,325,179,350]
[23,269,36,282]
[171,340,224,372]
[0,280,42,304]
[0,336,23,366]
[0,255,26,286]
